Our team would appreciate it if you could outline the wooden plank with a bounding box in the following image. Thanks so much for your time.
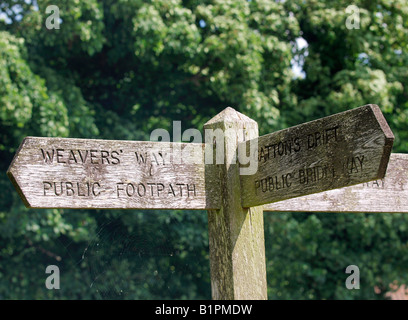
[7,137,221,210]
[264,153,408,213]
[204,107,267,300]
[240,104,394,207]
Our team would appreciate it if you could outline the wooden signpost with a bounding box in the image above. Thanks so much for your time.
[7,104,400,300]
[7,138,220,210]
[240,104,394,207]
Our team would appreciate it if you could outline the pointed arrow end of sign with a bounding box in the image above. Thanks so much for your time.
[367,104,395,179]
[6,137,33,208]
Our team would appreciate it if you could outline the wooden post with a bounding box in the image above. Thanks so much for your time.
[204,107,267,300]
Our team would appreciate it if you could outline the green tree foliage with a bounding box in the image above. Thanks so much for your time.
[0,0,407,299]
[265,0,408,300]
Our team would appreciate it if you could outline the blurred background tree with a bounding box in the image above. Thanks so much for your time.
[0,0,407,299]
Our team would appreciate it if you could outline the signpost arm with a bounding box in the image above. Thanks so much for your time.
[204,107,267,300]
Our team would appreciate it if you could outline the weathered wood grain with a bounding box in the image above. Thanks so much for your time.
[204,107,267,300]
[7,137,221,210]
[240,104,394,207]
[264,153,408,213]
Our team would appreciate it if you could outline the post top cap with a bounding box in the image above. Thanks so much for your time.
[204,107,256,127]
